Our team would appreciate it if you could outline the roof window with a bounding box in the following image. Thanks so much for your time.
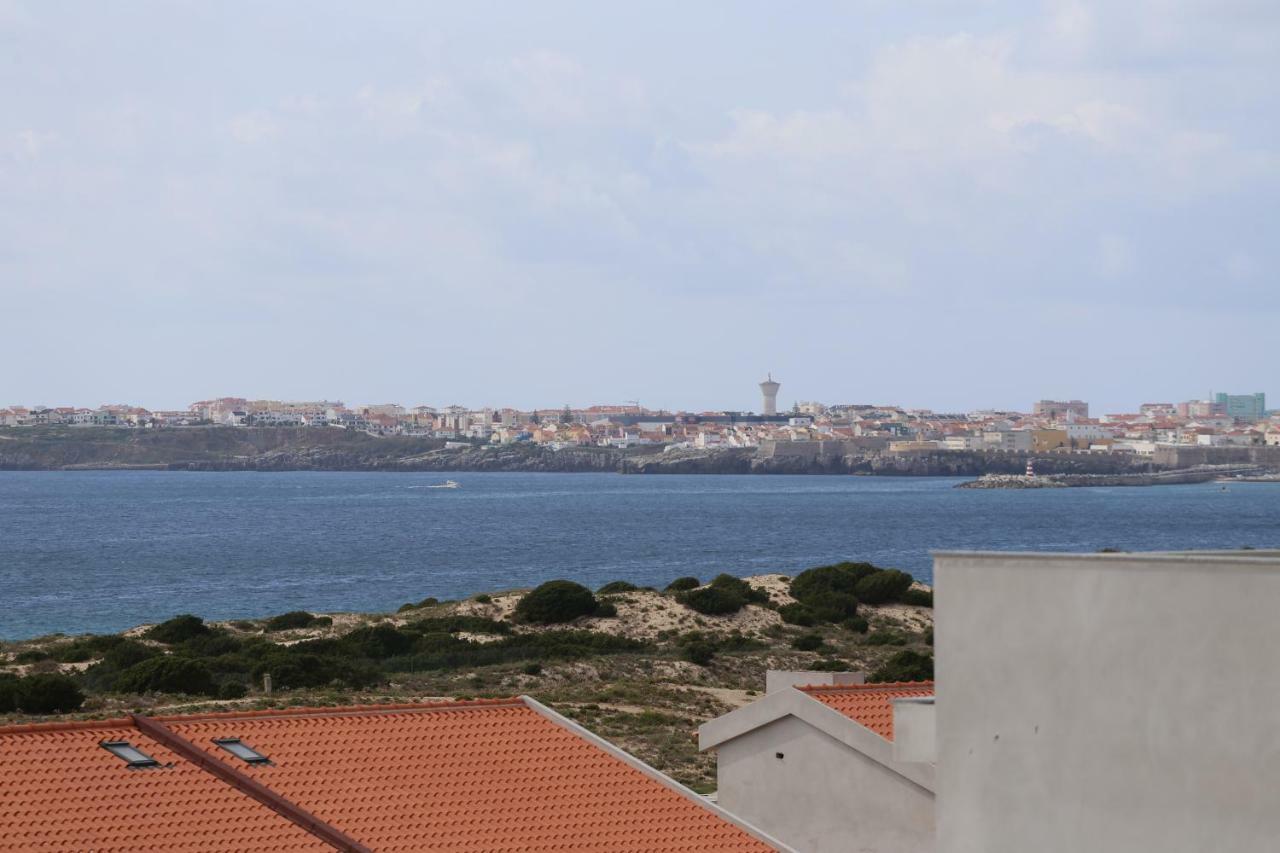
[213,737,271,764]
[101,740,160,768]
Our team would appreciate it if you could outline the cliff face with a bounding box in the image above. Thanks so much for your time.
[623,448,1156,477]
[0,427,632,472]
[0,427,1163,476]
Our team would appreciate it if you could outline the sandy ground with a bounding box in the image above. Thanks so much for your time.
[12,573,932,667]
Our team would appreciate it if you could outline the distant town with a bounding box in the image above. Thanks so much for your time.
[3,379,1275,458]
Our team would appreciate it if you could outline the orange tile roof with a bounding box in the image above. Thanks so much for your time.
[0,718,327,852]
[798,682,934,741]
[0,699,772,852]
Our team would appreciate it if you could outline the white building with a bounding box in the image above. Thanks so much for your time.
[941,435,984,451]
[981,430,1032,452]
[933,550,1280,853]
[700,550,1280,853]
[701,679,935,853]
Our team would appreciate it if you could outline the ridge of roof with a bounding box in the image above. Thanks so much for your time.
[134,713,370,853]
[698,685,935,794]
[0,698,524,736]
[149,697,523,723]
[798,681,934,693]
[0,716,136,734]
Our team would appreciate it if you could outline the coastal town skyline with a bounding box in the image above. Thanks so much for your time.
[5,388,1273,457]
[4,385,1270,425]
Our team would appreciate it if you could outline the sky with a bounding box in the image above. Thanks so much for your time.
[2,1,1276,414]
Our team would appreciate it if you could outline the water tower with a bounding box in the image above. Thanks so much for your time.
[759,373,781,416]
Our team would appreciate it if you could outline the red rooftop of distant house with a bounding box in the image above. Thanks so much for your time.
[0,698,776,852]
[798,681,935,741]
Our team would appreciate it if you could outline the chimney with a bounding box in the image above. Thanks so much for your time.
[892,696,936,763]
[765,669,866,694]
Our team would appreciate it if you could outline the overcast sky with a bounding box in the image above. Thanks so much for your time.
[2,1,1276,414]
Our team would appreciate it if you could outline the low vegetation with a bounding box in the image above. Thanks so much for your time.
[514,580,601,624]
[1,559,934,790]
[264,611,333,632]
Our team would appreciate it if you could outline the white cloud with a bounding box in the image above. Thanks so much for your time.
[228,111,279,144]
[7,128,56,159]
[356,79,452,127]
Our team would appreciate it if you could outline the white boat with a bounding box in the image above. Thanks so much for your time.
[427,480,460,489]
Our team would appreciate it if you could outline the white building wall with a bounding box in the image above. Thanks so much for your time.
[717,716,934,853]
[934,551,1280,853]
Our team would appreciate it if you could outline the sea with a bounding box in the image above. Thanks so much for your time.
[2,471,1277,639]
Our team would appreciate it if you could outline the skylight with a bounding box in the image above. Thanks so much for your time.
[213,738,271,764]
[101,740,159,768]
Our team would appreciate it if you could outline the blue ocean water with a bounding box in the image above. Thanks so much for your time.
[2,471,1277,639]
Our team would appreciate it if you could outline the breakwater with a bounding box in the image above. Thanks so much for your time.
[957,464,1269,489]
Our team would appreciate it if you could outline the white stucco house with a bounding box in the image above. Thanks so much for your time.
[700,549,1280,853]
[700,678,936,853]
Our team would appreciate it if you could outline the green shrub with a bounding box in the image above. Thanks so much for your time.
[678,575,766,616]
[900,588,933,607]
[808,592,861,623]
[854,570,915,605]
[264,611,322,631]
[779,603,817,626]
[115,656,218,696]
[145,614,210,644]
[597,581,638,594]
[594,601,618,618]
[789,563,875,622]
[402,615,510,635]
[218,681,248,699]
[710,574,768,604]
[14,649,50,663]
[791,633,824,652]
[718,630,765,651]
[473,593,492,604]
[0,673,18,712]
[102,640,161,670]
[514,580,598,624]
[179,631,243,657]
[50,635,124,663]
[809,658,851,672]
[863,630,908,646]
[841,615,870,634]
[522,663,542,676]
[868,650,934,683]
[250,649,378,690]
[384,631,646,674]
[664,576,700,592]
[16,673,86,713]
[681,641,716,666]
[679,585,744,615]
[791,562,878,602]
[339,624,416,659]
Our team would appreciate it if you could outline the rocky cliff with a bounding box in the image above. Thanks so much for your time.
[0,427,1167,477]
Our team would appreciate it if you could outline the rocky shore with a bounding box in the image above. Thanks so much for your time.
[2,426,1258,482]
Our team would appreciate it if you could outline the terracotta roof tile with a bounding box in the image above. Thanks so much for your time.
[165,700,770,852]
[1,699,771,852]
[0,720,327,851]
[798,681,934,741]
